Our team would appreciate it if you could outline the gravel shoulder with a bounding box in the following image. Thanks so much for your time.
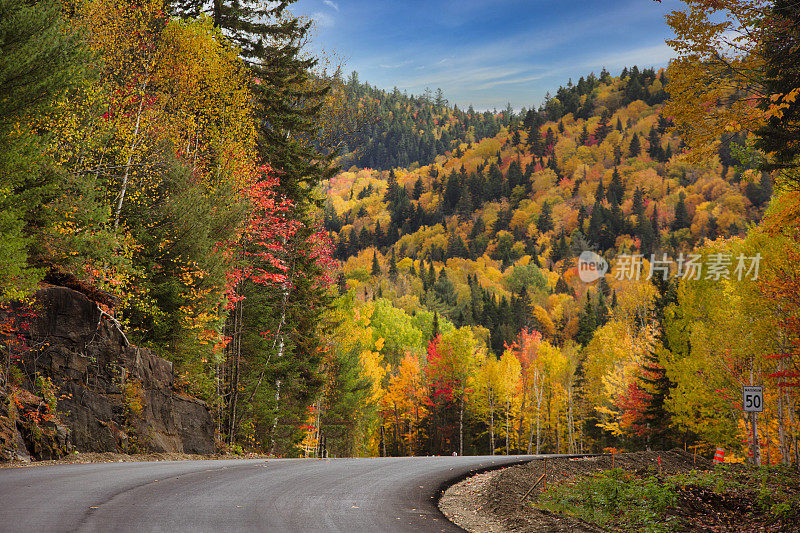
[0,450,270,468]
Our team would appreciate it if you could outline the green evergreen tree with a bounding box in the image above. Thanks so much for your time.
[647,127,663,161]
[672,192,690,230]
[756,0,800,173]
[596,290,609,325]
[537,201,554,232]
[412,177,424,200]
[554,277,570,294]
[629,132,641,157]
[613,144,623,165]
[577,205,588,232]
[638,276,680,449]
[388,248,398,278]
[575,293,598,346]
[606,167,624,206]
[579,124,589,145]
[594,109,612,141]
[371,250,381,276]
[0,0,88,298]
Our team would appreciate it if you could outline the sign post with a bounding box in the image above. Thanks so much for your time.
[743,386,763,465]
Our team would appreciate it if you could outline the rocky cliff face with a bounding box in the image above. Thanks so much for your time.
[1,287,216,461]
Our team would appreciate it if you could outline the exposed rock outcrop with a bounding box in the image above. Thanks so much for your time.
[1,287,216,461]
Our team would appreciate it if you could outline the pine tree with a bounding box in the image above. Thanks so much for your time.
[537,201,554,232]
[554,277,570,294]
[632,187,645,218]
[413,177,424,200]
[650,207,661,249]
[638,275,679,449]
[545,127,555,152]
[596,290,609,325]
[575,294,598,346]
[374,220,384,247]
[647,127,664,161]
[577,205,588,232]
[389,248,398,278]
[529,123,544,157]
[756,0,800,172]
[606,167,624,206]
[595,178,605,202]
[595,109,612,141]
[629,132,641,157]
[371,250,381,276]
[587,202,605,247]
[0,0,88,298]
[672,192,690,230]
[613,144,622,165]
[579,124,589,145]
[599,276,612,298]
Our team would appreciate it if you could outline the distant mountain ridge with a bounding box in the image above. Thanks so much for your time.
[333,66,670,171]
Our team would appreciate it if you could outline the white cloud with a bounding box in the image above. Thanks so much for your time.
[311,11,334,28]
[379,60,413,69]
[323,0,339,11]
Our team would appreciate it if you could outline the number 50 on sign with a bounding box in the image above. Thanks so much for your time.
[743,386,764,412]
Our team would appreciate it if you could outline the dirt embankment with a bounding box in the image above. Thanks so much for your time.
[440,450,791,533]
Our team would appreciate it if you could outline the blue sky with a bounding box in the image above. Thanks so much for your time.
[291,0,684,111]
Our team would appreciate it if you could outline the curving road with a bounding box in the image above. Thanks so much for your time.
[0,455,537,532]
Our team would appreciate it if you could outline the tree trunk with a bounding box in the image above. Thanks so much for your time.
[527,386,543,455]
[269,379,281,455]
[114,91,146,230]
[536,391,542,454]
[517,376,528,450]
[489,389,494,455]
[778,360,788,465]
[459,395,464,456]
[505,398,510,455]
[567,384,576,454]
[226,298,243,445]
[213,0,222,27]
[393,402,401,455]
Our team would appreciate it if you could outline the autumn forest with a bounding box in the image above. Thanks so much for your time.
[1,0,800,466]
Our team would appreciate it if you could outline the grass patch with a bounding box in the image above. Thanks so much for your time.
[537,468,678,532]
[535,465,800,532]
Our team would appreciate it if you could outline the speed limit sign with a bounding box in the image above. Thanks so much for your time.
[743,386,764,412]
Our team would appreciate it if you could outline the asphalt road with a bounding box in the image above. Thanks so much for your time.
[0,455,538,532]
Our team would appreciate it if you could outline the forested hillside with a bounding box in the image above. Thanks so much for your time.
[324,74,510,170]
[314,62,796,462]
